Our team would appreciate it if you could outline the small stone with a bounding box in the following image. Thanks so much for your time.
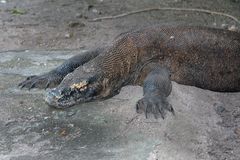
[65,33,70,38]
[75,13,82,18]
[68,124,74,127]
[67,111,76,117]
[53,126,60,131]
[58,111,67,117]
[80,145,87,149]
[43,116,49,120]
[214,103,227,114]
[64,33,73,38]
[221,23,228,29]
[53,115,59,120]
[217,105,225,112]
[228,25,237,31]
[234,128,240,136]
[92,8,98,13]
[0,0,6,4]
[42,130,50,135]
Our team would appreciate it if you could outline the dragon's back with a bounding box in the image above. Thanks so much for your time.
[103,26,240,91]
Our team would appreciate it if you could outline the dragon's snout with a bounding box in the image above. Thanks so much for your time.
[45,80,102,108]
[45,88,66,108]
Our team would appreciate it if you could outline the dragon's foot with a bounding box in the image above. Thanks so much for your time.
[136,94,174,119]
[18,71,63,89]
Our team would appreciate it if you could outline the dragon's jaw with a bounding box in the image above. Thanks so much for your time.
[45,79,103,108]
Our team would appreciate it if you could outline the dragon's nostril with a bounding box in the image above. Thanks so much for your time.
[51,88,62,98]
[44,88,63,107]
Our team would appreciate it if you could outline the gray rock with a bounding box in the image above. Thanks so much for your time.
[0,50,239,160]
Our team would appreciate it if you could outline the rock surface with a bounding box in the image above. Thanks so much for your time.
[0,50,240,160]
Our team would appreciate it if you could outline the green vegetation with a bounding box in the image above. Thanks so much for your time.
[10,8,27,15]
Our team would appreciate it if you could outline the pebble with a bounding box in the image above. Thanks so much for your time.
[228,25,237,31]
[234,128,240,136]
[64,33,72,38]
[44,116,49,120]
[214,103,226,114]
[67,111,76,117]
[92,8,98,13]
[221,23,228,29]
[68,123,74,127]
[75,13,83,18]
[0,0,6,4]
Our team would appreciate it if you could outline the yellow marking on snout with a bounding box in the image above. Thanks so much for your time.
[70,81,88,89]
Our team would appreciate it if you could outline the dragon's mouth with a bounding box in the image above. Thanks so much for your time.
[45,81,101,108]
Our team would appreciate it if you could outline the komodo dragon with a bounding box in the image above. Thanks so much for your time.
[18,25,240,119]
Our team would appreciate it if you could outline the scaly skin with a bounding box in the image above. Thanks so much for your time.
[19,25,240,118]
[136,67,174,119]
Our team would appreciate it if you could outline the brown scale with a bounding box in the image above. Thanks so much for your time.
[93,26,240,91]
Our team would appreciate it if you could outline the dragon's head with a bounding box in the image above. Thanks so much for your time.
[45,67,111,108]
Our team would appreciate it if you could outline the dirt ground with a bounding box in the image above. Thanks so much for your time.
[0,0,240,160]
[0,0,239,51]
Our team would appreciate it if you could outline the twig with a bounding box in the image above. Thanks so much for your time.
[90,7,240,25]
